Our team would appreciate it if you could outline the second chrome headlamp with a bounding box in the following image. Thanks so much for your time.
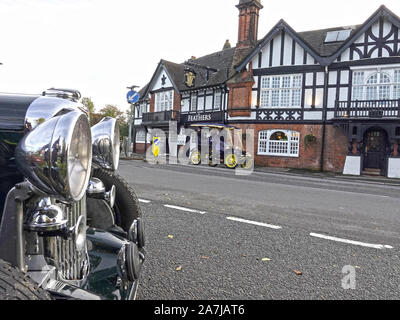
[91,117,120,171]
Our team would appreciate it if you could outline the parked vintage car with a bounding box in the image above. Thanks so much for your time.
[189,123,253,170]
[0,89,145,300]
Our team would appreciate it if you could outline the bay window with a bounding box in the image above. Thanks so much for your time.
[258,130,300,157]
[352,69,400,101]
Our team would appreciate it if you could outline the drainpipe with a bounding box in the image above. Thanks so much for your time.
[320,65,329,172]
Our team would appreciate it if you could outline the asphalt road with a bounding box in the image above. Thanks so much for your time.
[118,160,400,300]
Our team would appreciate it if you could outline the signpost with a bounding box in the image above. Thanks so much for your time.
[126,86,140,157]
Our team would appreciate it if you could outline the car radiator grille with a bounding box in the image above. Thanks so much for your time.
[44,197,89,282]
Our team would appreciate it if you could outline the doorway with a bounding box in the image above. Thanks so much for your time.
[363,128,389,175]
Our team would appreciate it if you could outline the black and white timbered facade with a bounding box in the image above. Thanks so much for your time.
[133,1,400,178]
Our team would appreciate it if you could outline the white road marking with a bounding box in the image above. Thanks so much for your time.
[139,199,151,203]
[310,233,394,250]
[164,204,206,215]
[226,217,282,230]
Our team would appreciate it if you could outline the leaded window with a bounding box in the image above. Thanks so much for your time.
[260,74,303,108]
[352,70,400,101]
[155,90,173,112]
[258,130,300,157]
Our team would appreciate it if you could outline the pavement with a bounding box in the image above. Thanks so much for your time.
[117,159,400,300]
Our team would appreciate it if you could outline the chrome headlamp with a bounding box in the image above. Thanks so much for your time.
[16,111,92,202]
[91,117,120,171]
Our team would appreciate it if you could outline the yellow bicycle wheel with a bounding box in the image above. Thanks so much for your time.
[225,153,238,169]
[190,151,201,165]
[241,155,254,170]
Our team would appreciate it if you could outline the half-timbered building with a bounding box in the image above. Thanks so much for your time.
[133,0,400,178]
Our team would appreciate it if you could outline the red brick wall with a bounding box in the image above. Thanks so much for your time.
[233,124,348,172]
[135,143,146,154]
[227,81,253,117]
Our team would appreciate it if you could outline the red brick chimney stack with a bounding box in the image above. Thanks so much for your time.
[236,0,263,49]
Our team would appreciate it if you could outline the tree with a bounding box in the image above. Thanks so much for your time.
[98,105,128,137]
[81,97,96,125]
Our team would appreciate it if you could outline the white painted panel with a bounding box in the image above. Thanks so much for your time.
[152,69,173,91]
[369,45,378,58]
[326,111,335,120]
[304,89,313,108]
[328,88,336,108]
[283,33,293,65]
[371,22,380,38]
[341,48,350,61]
[253,76,258,88]
[382,47,390,57]
[227,113,256,121]
[306,73,313,86]
[304,111,322,120]
[340,71,349,85]
[329,71,337,85]
[383,21,392,38]
[355,34,364,43]
[252,91,258,107]
[306,53,315,65]
[294,43,304,65]
[353,49,362,60]
[316,72,324,86]
[272,33,282,67]
[252,56,258,69]
[261,43,271,68]
[315,89,324,108]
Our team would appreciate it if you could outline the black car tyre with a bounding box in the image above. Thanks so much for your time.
[91,168,142,232]
[0,259,52,300]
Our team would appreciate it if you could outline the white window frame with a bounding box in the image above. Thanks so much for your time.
[260,74,303,108]
[155,90,174,112]
[135,130,146,143]
[258,130,300,158]
[352,69,400,101]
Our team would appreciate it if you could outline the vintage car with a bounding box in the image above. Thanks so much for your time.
[189,123,253,170]
[0,89,145,300]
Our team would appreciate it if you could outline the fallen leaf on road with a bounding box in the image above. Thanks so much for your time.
[176,266,182,271]
[242,254,247,257]
[201,256,210,260]
[168,235,174,239]
[262,258,271,262]
[294,270,303,276]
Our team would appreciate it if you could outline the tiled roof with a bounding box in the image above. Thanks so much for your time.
[298,25,361,57]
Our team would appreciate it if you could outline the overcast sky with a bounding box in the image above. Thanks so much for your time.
[1,0,400,112]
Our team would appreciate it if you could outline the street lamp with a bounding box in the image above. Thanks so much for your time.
[127,85,139,157]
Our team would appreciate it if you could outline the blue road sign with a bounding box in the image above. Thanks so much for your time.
[127,90,140,104]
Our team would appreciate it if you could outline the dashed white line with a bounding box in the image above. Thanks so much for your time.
[226,216,282,230]
[163,204,206,215]
[310,233,394,250]
[139,199,151,204]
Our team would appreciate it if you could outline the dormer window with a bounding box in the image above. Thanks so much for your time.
[324,29,352,43]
